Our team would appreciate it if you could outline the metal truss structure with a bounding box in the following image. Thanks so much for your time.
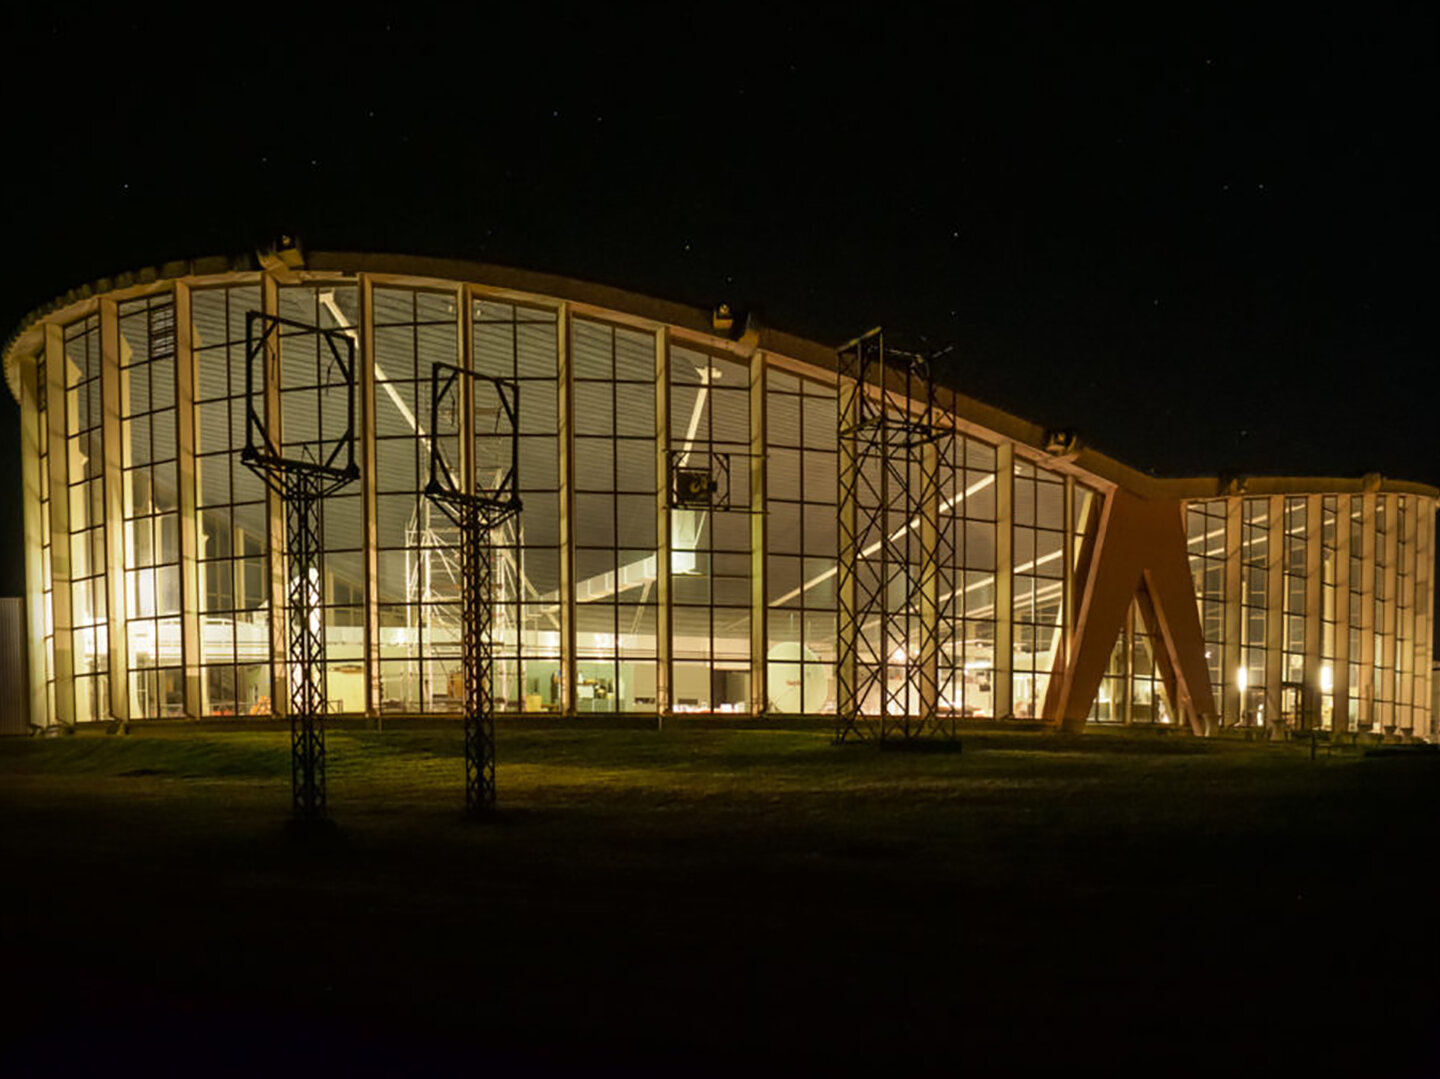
[425,362,521,816]
[836,328,957,742]
[242,312,359,823]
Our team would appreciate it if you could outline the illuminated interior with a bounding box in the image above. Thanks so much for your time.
[4,253,1434,735]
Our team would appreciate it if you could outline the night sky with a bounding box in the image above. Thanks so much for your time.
[1,6,1434,598]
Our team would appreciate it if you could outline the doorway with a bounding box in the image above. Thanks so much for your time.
[1280,682,1307,731]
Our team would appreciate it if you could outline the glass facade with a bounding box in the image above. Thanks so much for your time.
[64,313,108,724]
[1011,459,1065,719]
[282,284,365,712]
[372,284,459,714]
[1187,499,1227,705]
[1182,491,1432,736]
[1319,496,1338,730]
[1349,499,1366,727]
[670,343,750,712]
[947,436,1004,718]
[572,318,660,712]
[473,299,562,711]
[1281,497,1307,719]
[1396,498,1412,729]
[1373,498,1392,729]
[765,368,837,714]
[7,266,1435,737]
[1240,498,1269,725]
[119,295,183,718]
[36,352,56,723]
[193,285,271,716]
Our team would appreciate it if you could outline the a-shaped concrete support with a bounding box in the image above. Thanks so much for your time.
[1045,489,1217,733]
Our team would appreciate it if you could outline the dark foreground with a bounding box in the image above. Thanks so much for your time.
[0,726,1435,1076]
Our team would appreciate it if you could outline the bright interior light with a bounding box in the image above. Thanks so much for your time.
[1235,666,1248,693]
[890,647,908,664]
[289,567,323,697]
[1319,664,1334,693]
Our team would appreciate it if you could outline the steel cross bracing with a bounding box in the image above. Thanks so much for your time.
[461,501,497,811]
[836,329,958,743]
[242,311,359,824]
[426,475,518,815]
[284,475,329,818]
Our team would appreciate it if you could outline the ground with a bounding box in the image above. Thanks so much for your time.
[0,724,1435,1076]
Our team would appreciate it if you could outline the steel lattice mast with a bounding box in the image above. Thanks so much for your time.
[283,477,328,817]
[836,328,957,743]
[458,502,498,809]
[425,362,520,816]
[243,311,359,824]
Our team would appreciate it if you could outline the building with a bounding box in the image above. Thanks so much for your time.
[3,249,1434,737]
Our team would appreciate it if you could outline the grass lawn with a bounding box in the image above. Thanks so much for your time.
[0,724,1435,1075]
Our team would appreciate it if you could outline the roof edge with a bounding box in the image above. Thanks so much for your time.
[3,252,262,400]
[6,250,1436,501]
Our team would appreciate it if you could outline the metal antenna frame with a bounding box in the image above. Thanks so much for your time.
[835,327,958,743]
[241,311,360,824]
[424,362,521,817]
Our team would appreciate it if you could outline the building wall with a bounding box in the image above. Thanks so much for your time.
[1184,493,1436,736]
[0,598,28,734]
[6,266,1435,732]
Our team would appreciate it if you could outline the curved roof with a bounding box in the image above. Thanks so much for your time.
[5,248,1435,502]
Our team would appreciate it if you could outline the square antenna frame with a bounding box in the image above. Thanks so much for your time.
[425,362,522,528]
[242,311,359,494]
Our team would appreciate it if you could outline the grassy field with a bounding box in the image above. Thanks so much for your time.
[0,724,1435,1075]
